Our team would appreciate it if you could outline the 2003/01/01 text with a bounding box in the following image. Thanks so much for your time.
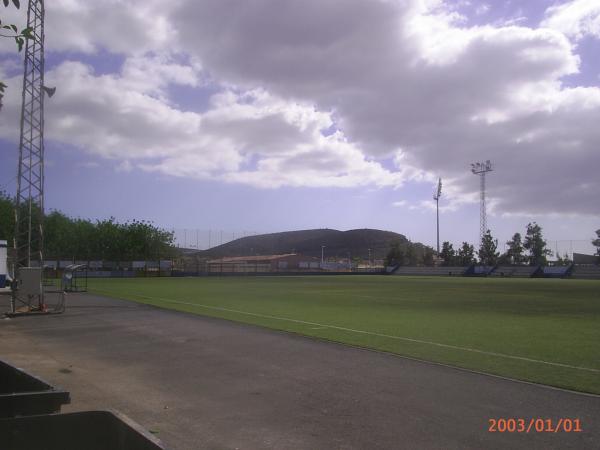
[488,418,582,433]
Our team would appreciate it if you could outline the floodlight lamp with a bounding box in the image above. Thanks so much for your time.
[42,86,56,98]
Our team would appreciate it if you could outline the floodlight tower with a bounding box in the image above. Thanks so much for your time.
[433,178,442,254]
[470,160,493,244]
[12,0,54,314]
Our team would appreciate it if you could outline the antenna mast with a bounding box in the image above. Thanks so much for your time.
[12,0,48,313]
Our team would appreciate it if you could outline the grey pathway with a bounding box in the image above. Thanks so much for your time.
[1,293,598,449]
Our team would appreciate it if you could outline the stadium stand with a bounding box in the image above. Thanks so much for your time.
[541,265,573,278]
[570,265,600,280]
[489,266,541,278]
[465,265,495,276]
[390,266,467,276]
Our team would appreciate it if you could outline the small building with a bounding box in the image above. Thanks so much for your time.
[573,253,598,265]
[207,254,320,273]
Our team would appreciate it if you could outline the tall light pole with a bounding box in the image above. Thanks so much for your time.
[433,178,442,255]
[321,245,325,265]
[471,160,493,244]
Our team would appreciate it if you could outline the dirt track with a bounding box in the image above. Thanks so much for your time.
[1,293,599,449]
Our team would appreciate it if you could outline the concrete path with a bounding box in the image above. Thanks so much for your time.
[1,293,598,449]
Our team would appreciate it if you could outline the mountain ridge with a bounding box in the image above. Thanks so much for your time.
[195,228,413,260]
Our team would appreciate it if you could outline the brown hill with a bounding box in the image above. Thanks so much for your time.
[196,228,410,260]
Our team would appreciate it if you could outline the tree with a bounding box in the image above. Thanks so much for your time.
[555,252,571,266]
[0,188,176,261]
[44,211,74,261]
[593,229,600,262]
[423,247,434,267]
[405,243,418,266]
[478,230,499,266]
[505,232,524,265]
[457,242,475,266]
[440,241,455,266]
[385,241,405,267]
[0,191,14,244]
[1,1,34,111]
[523,222,551,266]
[497,252,511,265]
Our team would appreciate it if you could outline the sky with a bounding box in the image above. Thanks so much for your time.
[0,0,599,254]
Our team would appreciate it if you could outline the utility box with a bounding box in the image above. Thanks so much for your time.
[0,240,7,288]
[18,267,43,296]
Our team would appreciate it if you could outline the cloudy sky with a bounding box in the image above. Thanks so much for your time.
[1,0,599,253]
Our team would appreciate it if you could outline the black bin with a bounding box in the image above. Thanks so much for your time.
[0,410,167,450]
[0,359,70,418]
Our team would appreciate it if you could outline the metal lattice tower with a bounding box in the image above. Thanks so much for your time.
[13,0,47,310]
[470,161,493,244]
[433,178,442,254]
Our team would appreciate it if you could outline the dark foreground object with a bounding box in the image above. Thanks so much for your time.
[0,359,70,418]
[1,293,599,449]
[0,410,166,450]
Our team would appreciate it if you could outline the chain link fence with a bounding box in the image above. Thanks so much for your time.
[170,229,266,250]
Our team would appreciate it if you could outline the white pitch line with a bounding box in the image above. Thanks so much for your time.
[94,289,600,374]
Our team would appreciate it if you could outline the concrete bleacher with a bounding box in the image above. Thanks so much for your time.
[388,265,599,279]
[570,265,600,280]
[467,266,495,276]
[391,266,467,276]
[542,265,573,278]
[489,266,539,278]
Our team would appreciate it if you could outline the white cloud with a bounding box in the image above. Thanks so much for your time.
[1,0,599,216]
[542,0,600,41]
[475,4,490,16]
[0,58,408,189]
[45,0,173,54]
[167,0,598,215]
[120,54,200,98]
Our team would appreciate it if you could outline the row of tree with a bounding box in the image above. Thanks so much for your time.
[385,223,600,268]
[384,241,436,267]
[0,192,176,262]
[439,223,599,267]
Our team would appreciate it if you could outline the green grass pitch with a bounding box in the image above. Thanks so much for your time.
[87,276,600,394]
